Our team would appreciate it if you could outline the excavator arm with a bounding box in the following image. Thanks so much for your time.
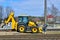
[5,14,13,24]
[4,12,18,30]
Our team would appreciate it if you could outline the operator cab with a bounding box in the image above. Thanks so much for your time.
[18,16,28,25]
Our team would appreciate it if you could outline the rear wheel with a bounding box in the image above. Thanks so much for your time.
[18,25,25,33]
[31,27,38,33]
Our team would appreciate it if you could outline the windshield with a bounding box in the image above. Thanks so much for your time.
[23,17,28,23]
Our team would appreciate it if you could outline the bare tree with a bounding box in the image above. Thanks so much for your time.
[6,7,13,18]
[51,4,58,23]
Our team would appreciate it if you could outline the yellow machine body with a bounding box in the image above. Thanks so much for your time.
[4,12,37,31]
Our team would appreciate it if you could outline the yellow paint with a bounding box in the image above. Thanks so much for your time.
[28,21,36,27]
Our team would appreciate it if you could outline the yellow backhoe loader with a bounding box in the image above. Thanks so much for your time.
[3,12,43,33]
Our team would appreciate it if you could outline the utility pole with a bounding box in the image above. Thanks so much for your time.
[44,0,47,24]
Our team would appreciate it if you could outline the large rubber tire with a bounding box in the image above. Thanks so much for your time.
[18,26,25,33]
[31,27,38,33]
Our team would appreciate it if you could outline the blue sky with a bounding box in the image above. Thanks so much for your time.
[0,0,60,17]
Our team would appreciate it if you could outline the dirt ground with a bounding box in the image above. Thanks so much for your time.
[0,31,60,40]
